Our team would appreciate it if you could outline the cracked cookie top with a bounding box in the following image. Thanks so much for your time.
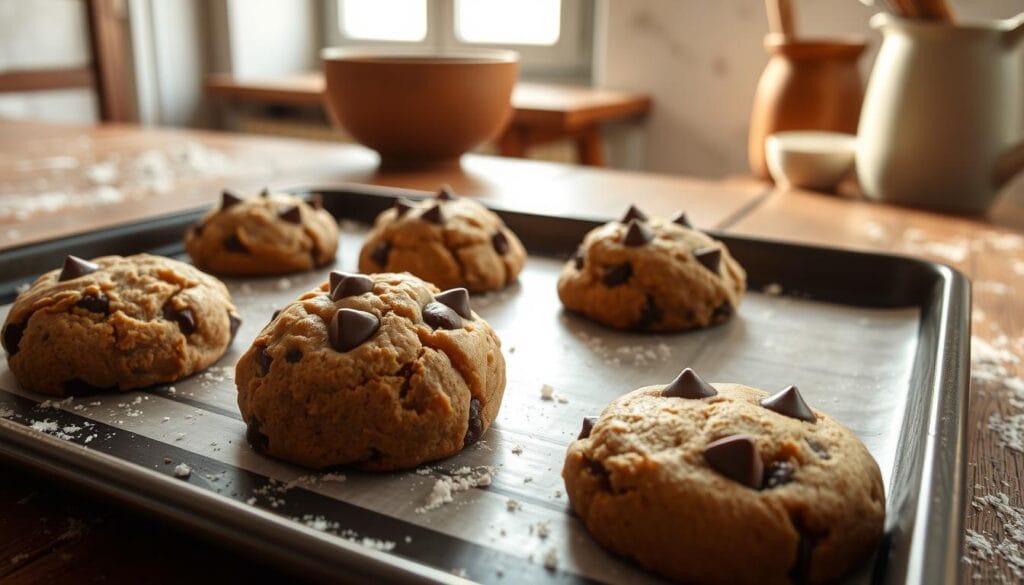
[2,254,240,395]
[235,271,506,470]
[357,186,526,293]
[185,189,339,275]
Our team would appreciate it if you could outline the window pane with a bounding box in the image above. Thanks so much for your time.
[455,0,561,46]
[339,0,427,42]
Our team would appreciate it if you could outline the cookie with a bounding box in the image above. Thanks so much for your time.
[235,271,506,470]
[185,189,339,275]
[557,205,745,331]
[2,254,241,396]
[357,186,526,292]
[562,369,884,585]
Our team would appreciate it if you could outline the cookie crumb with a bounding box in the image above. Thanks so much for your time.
[762,283,784,296]
[542,548,558,571]
[276,277,292,291]
[540,384,555,400]
[506,498,522,512]
[173,463,191,479]
[511,445,524,455]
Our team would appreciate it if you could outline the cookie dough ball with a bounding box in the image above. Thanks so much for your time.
[185,189,339,275]
[557,205,745,331]
[235,271,506,470]
[2,254,241,396]
[563,369,885,585]
[358,186,526,292]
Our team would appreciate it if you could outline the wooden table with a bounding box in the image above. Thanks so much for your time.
[1,119,1022,584]
[204,73,652,166]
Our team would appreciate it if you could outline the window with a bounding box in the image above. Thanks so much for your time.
[325,0,592,80]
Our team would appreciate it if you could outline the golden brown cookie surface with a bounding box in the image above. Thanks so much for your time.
[235,272,506,470]
[2,254,240,395]
[185,190,339,275]
[563,371,885,585]
[357,187,526,292]
[557,207,745,331]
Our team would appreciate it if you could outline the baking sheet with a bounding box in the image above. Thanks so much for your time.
[0,223,922,584]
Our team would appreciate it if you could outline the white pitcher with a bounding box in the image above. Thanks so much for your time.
[857,12,1024,214]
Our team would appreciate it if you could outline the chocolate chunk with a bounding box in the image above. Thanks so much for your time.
[671,211,693,228]
[436,184,457,200]
[329,308,380,352]
[76,293,109,314]
[636,295,662,330]
[163,305,196,335]
[435,288,472,319]
[573,249,584,270]
[223,233,249,253]
[63,378,119,395]
[760,385,817,423]
[704,434,763,489]
[464,397,483,446]
[285,348,303,363]
[422,302,462,330]
[421,203,444,224]
[329,271,374,301]
[712,301,733,320]
[271,309,281,321]
[3,322,25,356]
[308,193,324,210]
[259,188,270,198]
[806,438,830,459]
[279,205,302,224]
[256,347,272,376]
[492,230,510,255]
[763,460,796,489]
[228,312,242,342]
[623,219,653,247]
[602,262,632,287]
[370,241,391,267]
[621,204,648,223]
[394,199,414,217]
[578,416,598,440]
[694,246,722,273]
[58,256,99,282]
[221,190,243,210]
[662,367,717,399]
[246,417,269,452]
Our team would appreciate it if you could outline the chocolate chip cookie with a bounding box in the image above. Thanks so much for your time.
[235,270,506,470]
[557,205,745,331]
[185,189,339,275]
[2,254,241,396]
[357,186,526,292]
[563,369,884,585]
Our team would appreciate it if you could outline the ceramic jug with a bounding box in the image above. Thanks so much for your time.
[857,13,1024,214]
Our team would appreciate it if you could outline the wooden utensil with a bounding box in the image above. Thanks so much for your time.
[765,0,796,39]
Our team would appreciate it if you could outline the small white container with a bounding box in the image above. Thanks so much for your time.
[765,131,857,192]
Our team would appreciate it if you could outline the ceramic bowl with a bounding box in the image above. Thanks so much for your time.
[322,47,519,170]
[765,131,857,192]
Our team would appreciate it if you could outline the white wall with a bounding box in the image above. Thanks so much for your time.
[224,0,317,79]
[599,0,1024,178]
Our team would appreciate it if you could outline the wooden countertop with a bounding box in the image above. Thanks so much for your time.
[1,119,1023,584]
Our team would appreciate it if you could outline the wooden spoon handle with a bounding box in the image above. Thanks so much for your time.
[915,0,954,21]
[765,0,796,39]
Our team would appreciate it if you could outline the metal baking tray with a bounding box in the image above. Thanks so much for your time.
[0,185,969,584]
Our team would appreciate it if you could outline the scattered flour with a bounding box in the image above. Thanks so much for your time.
[968,494,1024,578]
[0,406,13,419]
[296,515,397,552]
[415,466,494,513]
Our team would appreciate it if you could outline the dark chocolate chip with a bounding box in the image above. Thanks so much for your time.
[3,322,25,356]
[601,262,632,287]
[228,312,242,343]
[422,301,462,330]
[763,460,796,489]
[760,385,817,423]
[221,190,243,210]
[578,416,598,440]
[394,199,414,217]
[163,305,196,335]
[308,193,324,210]
[259,188,270,198]
[256,347,272,376]
[464,397,483,446]
[492,230,510,255]
[370,241,391,267]
[285,348,303,363]
[58,256,99,282]
[712,301,733,320]
[421,203,444,224]
[694,246,722,273]
[436,184,457,200]
[621,204,648,223]
[329,308,380,352]
[279,205,302,224]
[435,288,472,319]
[806,438,831,460]
[623,219,653,247]
[329,271,374,301]
[223,233,249,254]
[271,309,281,321]
[76,293,109,314]
[246,417,269,452]
[573,250,584,270]
[671,211,693,228]
[636,295,663,330]
[63,378,119,395]
[704,434,763,489]
[662,367,717,399]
